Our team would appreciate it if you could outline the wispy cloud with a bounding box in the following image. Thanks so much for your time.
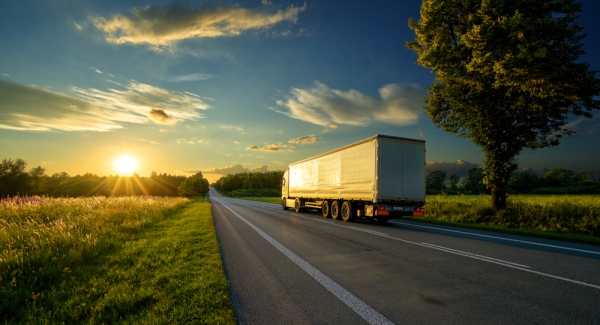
[246,142,293,152]
[274,81,425,127]
[0,80,208,132]
[91,2,306,49]
[220,124,243,131]
[163,73,214,82]
[191,164,269,175]
[73,80,209,123]
[564,115,600,135]
[288,134,320,144]
[426,160,480,178]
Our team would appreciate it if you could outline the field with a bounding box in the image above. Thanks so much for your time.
[238,195,600,244]
[0,196,234,324]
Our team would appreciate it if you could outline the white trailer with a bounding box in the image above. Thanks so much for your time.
[281,134,426,223]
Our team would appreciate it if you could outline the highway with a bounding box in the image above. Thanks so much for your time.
[210,189,600,324]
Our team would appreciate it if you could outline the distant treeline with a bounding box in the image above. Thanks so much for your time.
[427,168,600,195]
[0,158,208,198]
[212,171,284,197]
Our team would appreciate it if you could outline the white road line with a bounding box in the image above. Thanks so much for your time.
[390,221,600,255]
[212,197,395,325]
[419,242,532,269]
[217,196,600,290]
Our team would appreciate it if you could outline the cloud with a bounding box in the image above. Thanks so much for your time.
[73,80,209,124]
[247,142,293,152]
[163,73,214,82]
[95,69,103,74]
[426,160,480,178]
[199,164,269,175]
[564,115,600,135]
[91,2,306,48]
[288,134,320,144]
[274,81,425,127]
[0,81,208,132]
[148,108,174,124]
[220,124,243,131]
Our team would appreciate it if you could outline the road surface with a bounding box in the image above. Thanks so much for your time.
[210,189,600,324]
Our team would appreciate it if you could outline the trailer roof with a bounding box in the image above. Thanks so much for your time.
[289,134,425,166]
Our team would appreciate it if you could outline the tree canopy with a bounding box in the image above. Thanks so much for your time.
[407,0,600,209]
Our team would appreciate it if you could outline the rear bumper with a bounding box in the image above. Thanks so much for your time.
[375,210,424,218]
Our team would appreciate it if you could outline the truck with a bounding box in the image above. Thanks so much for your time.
[281,134,426,223]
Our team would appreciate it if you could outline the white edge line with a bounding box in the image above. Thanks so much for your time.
[391,221,600,256]
[213,197,395,325]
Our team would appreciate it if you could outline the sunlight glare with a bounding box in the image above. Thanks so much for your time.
[114,156,138,175]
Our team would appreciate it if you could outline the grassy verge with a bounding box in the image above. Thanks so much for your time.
[237,197,281,204]
[236,196,600,246]
[1,196,235,324]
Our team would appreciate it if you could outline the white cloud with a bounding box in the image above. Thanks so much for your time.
[195,164,269,175]
[220,124,243,131]
[564,115,600,135]
[0,80,209,132]
[73,80,209,124]
[91,2,306,48]
[426,160,480,178]
[95,69,103,74]
[247,142,293,152]
[163,73,214,82]
[288,134,320,144]
[274,81,425,127]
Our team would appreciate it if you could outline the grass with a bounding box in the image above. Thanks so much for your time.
[0,196,235,324]
[236,195,600,245]
[237,197,281,204]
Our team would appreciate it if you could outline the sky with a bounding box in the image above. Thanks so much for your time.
[1,0,599,183]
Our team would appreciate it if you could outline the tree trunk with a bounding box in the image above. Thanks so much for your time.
[491,185,506,210]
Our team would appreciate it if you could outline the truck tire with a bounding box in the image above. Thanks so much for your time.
[294,199,302,213]
[282,199,288,210]
[341,201,354,222]
[331,201,340,220]
[322,200,330,218]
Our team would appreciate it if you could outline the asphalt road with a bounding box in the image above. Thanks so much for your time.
[210,189,600,324]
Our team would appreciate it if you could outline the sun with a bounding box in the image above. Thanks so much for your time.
[114,156,138,175]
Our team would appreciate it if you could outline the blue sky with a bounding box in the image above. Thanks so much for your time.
[1,0,599,182]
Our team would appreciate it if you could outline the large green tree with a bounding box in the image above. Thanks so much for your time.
[407,0,600,209]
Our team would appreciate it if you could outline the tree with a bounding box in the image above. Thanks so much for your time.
[177,172,209,197]
[426,170,447,192]
[448,173,460,191]
[407,0,600,209]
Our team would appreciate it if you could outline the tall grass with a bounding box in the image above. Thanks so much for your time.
[0,196,188,321]
[424,195,600,235]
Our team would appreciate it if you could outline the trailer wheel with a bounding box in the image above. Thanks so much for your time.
[331,201,340,220]
[341,201,354,222]
[322,201,330,218]
[294,199,302,213]
[282,199,288,210]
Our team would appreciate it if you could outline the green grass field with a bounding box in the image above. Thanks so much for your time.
[238,195,600,244]
[0,196,235,324]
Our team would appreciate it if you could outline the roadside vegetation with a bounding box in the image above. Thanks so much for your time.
[0,196,234,324]
[0,158,209,198]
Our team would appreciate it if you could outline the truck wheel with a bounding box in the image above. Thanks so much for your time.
[282,199,288,210]
[331,201,340,220]
[294,199,302,213]
[322,201,330,218]
[341,201,354,222]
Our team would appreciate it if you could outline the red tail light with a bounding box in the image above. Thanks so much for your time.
[416,207,422,212]
[379,206,386,210]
